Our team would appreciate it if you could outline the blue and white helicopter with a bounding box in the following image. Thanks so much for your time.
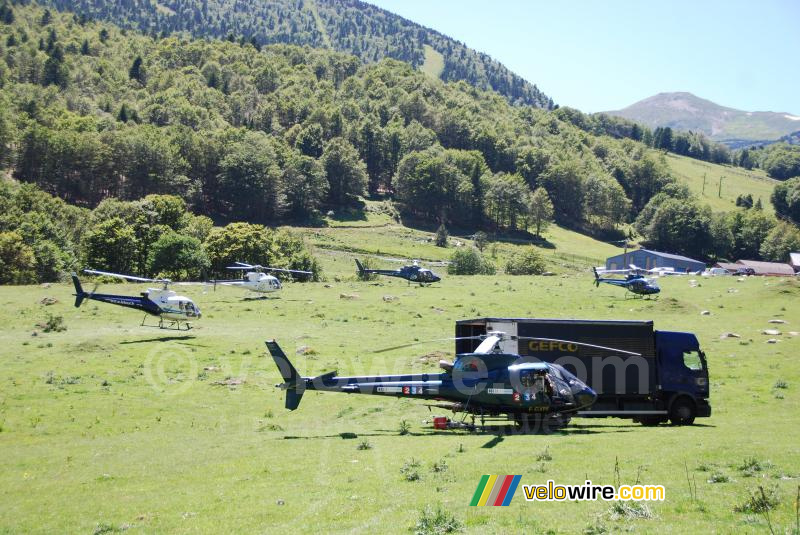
[72,269,202,329]
[592,266,660,298]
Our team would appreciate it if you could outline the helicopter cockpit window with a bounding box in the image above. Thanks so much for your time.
[520,370,535,388]
[683,350,703,371]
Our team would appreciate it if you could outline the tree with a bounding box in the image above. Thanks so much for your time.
[435,224,448,247]
[216,132,283,221]
[483,173,529,230]
[204,222,276,276]
[43,44,68,88]
[0,231,36,284]
[447,247,496,275]
[527,186,554,237]
[759,222,800,262]
[283,153,328,219]
[321,138,367,206]
[142,194,188,231]
[473,231,488,252]
[129,55,145,84]
[147,231,209,279]
[83,218,138,273]
[771,177,800,225]
[505,247,547,275]
[637,198,712,259]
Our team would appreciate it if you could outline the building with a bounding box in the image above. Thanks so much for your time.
[605,249,706,273]
[713,262,741,273]
[736,260,796,276]
[790,252,800,273]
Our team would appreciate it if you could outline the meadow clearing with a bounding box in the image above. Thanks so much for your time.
[1,222,798,533]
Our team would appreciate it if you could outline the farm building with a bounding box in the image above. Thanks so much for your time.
[736,260,796,276]
[791,252,800,273]
[714,262,741,273]
[605,249,705,273]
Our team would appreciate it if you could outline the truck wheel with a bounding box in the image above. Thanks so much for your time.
[669,398,696,425]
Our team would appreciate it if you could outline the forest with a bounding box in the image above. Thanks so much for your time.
[31,0,553,108]
[0,3,799,283]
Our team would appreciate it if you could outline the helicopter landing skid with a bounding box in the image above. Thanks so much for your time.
[141,315,192,330]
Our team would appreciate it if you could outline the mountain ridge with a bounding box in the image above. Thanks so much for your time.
[606,92,800,146]
[38,0,553,108]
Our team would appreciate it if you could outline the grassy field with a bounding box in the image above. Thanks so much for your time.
[421,44,445,79]
[1,221,799,533]
[664,153,779,214]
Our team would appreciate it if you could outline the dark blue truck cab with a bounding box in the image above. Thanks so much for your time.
[455,318,711,425]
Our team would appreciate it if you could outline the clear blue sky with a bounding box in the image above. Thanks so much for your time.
[365,0,800,115]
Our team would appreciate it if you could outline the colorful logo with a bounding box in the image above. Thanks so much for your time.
[470,475,522,506]
[403,386,410,395]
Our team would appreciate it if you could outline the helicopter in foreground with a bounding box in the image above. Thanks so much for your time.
[211,262,312,296]
[593,267,660,298]
[266,332,641,431]
[72,270,201,329]
[355,258,441,285]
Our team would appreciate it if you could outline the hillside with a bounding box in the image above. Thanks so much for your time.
[606,92,800,146]
[37,0,553,108]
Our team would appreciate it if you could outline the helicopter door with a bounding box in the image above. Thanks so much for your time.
[485,321,517,353]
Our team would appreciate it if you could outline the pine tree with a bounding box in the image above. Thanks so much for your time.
[117,103,129,122]
[129,56,144,83]
[80,39,90,55]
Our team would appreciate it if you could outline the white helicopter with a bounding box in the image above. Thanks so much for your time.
[210,262,312,296]
[72,269,202,329]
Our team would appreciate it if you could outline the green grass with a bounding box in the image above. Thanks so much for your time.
[1,224,799,532]
[664,153,779,214]
[421,44,445,79]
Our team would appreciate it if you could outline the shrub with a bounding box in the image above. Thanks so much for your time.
[447,247,495,275]
[414,505,462,534]
[505,247,547,275]
[398,419,411,435]
[734,485,780,513]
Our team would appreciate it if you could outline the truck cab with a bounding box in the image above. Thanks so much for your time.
[655,331,711,424]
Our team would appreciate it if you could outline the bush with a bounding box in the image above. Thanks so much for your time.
[414,505,462,534]
[505,247,547,275]
[447,247,496,275]
[734,485,780,513]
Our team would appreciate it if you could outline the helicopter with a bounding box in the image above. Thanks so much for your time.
[355,258,441,285]
[211,262,312,296]
[71,269,201,329]
[592,267,660,298]
[266,332,642,431]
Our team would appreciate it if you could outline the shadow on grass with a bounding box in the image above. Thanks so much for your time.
[120,335,196,344]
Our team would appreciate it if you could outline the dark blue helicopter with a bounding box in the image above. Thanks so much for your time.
[355,259,441,285]
[72,270,202,329]
[592,267,660,297]
[266,332,636,430]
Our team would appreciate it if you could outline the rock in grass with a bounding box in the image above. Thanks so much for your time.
[339,293,359,300]
[700,310,710,315]
[767,339,779,344]
[762,329,781,336]
[720,332,741,339]
[768,319,787,324]
[382,295,397,302]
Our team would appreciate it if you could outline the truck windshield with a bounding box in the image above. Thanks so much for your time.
[683,350,703,371]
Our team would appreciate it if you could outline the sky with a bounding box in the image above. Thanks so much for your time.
[365,0,800,115]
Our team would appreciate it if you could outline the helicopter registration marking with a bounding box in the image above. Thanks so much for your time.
[487,388,513,395]
[377,386,403,393]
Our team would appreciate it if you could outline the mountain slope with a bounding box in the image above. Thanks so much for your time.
[39,0,553,108]
[606,92,800,145]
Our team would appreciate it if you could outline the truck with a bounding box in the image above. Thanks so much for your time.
[455,318,710,425]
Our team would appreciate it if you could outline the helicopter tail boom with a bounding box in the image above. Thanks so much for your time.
[71,273,87,307]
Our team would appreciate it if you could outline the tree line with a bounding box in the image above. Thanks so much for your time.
[0,181,319,284]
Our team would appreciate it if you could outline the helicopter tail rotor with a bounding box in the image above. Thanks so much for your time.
[71,273,87,308]
[592,267,600,287]
[266,340,305,410]
[355,258,365,274]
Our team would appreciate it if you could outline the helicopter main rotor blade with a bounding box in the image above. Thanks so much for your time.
[83,269,169,284]
[373,335,485,353]
[262,267,313,275]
